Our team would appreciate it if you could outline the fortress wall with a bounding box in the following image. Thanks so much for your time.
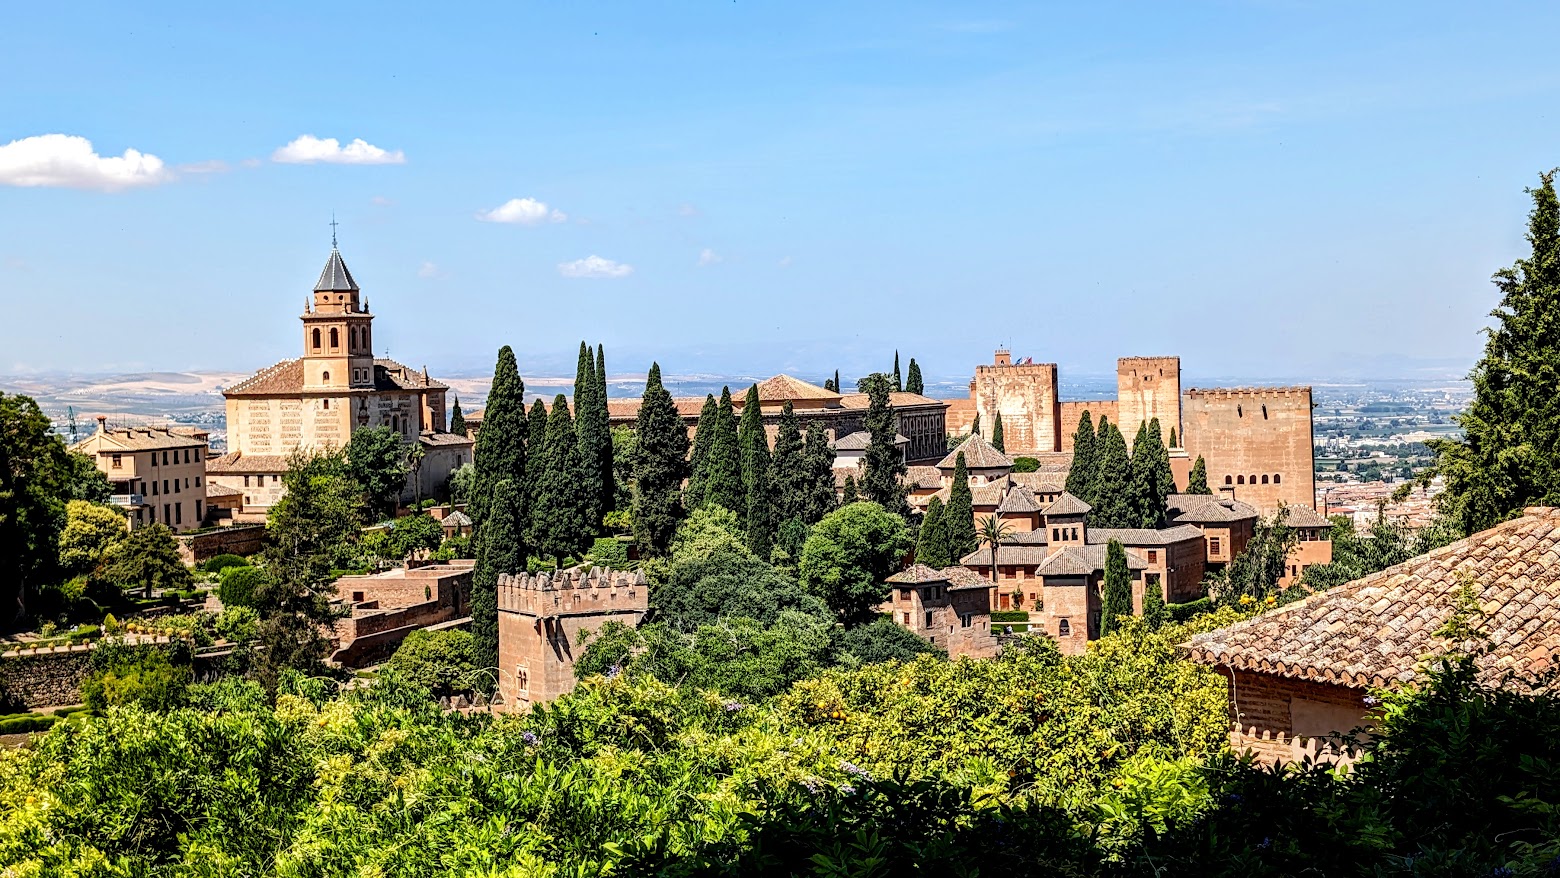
[1181,387,1315,515]
[1057,401,1118,452]
[1116,357,1182,451]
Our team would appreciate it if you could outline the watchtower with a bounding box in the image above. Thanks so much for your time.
[495,567,649,711]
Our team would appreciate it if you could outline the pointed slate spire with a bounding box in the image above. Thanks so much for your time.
[314,248,360,292]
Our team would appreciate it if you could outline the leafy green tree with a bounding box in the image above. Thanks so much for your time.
[389,513,444,558]
[858,373,908,515]
[991,412,1005,452]
[704,387,742,513]
[446,462,476,504]
[471,478,524,674]
[1299,511,1461,593]
[905,358,924,395]
[1186,455,1211,494]
[685,394,719,511]
[771,401,805,523]
[1208,508,1297,605]
[915,496,951,567]
[449,397,466,436]
[823,376,835,392]
[82,648,190,711]
[469,346,527,530]
[801,424,837,524]
[1099,539,1132,636]
[1091,417,1133,528]
[799,501,912,624]
[347,426,407,519]
[532,394,594,562]
[837,617,944,664]
[945,453,977,561]
[668,504,749,564]
[893,351,903,392]
[572,341,603,533]
[104,522,192,599]
[218,566,271,608]
[58,500,127,575]
[653,543,828,631]
[1433,172,1560,535]
[384,628,480,697]
[1066,411,1097,506]
[738,384,774,557]
[631,363,690,557]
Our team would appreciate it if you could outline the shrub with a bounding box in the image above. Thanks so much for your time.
[202,554,251,574]
[1167,597,1212,622]
[383,629,481,697]
[0,715,56,735]
[81,648,192,712]
[990,610,1031,623]
[214,605,259,643]
[1011,456,1041,473]
[219,566,272,608]
[589,536,631,568]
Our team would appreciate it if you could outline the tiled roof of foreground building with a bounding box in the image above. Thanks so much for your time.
[936,434,1013,470]
[1185,506,1560,690]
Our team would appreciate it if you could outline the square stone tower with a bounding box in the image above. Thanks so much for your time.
[495,568,649,710]
[973,349,1061,455]
[1116,357,1182,451]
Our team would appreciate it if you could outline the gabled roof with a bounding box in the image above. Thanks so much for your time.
[1282,504,1333,529]
[753,374,841,403]
[936,434,1014,470]
[73,426,206,454]
[1011,471,1068,490]
[315,248,359,292]
[996,487,1042,514]
[1166,494,1260,524]
[1088,525,1206,547]
[887,564,950,584]
[206,452,291,474]
[960,545,1055,567]
[1044,492,1091,517]
[905,465,944,490]
[1033,544,1149,577]
[837,391,946,411]
[942,566,993,589]
[441,510,473,527]
[419,431,474,448]
[1184,506,1560,690]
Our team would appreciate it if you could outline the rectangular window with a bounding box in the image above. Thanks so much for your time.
[111,453,122,468]
[196,500,203,522]
[244,475,250,487]
[1148,550,1158,563]
[899,588,911,601]
[173,480,180,494]
[152,481,159,496]
[162,451,168,465]
[150,506,157,523]
[164,503,171,522]
[175,503,182,525]
[195,477,201,487]
[194,448,202,461]
[924,611,934,628]
[1210,537,1222,555]
[960,613,973,628]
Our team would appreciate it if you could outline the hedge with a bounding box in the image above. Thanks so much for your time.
[201,554,251,574]
[1167,597,1213,621]
[0,715,57,735]
[990,610,1031,623]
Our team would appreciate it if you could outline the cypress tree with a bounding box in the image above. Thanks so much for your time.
[802,424,836,523]
[1091,418,1133,528]
[906,358,924,395]
[859,373,908,514]
[917,495,951,567]
[470,346,526,531]
[946,452,977,561]
[1100,539,1133,636]
[973,414,982,435]
[738,384,774,557]
[595,344,615,521]
[1168,427,1178,448]
[450,396,466,436]
[573,342,603,533]
[893,351,903,392]
[533,394,593,562]
[841,474,860,504]
[704,387,742,512]
[684,394,719,510]
[1187,455,1211,494]
[834,370,841,393]
[469,477,524,674]
[523,398,548,545]
[771,401,805,522]
[1065,411,1098,506]
[1434,171,1560,535]
[631,363,690,557]
[1147,417,1175,519]
[1127,420,1158,528]
[1142,585,1167,631]
[992,412,1005,453]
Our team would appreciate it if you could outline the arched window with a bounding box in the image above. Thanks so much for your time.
[1249,474,1257,485]
[1273,474,1282,484]
[330,327,339,348]
[349,326,356,348]
[1261,474,1269,484]
[312,328,321,349]
[322,371,330,383]
[1058,619,1071,636]
[1237,475,1245,484]
[1225,475,1233,485]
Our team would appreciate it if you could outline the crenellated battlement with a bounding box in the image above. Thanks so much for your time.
[1184,386,1311,399]
[496,567,648,617]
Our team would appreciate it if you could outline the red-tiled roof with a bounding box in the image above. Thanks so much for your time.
[206,452,291,474]
[936,434,1014,470]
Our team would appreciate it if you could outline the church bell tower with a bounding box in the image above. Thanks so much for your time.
[301,240,375,392]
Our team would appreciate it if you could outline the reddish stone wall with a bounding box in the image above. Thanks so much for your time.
[1116,357,1182,450]
[1182,388,1316,515]
[1057,401,1118,451]
[974,360,1060,455]
[175,525,268,565]
[1223,669,1371,764]
[496,571,649,710]
[1041,576,1097,655]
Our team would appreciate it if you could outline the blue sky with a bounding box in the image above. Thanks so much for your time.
[3,1,1558,385]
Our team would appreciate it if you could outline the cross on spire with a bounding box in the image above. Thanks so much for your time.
[329,213,340,249]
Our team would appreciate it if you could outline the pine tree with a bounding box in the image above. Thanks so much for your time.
[450,397,466,436]
[917,495,951,567]
[1434,171,1560,535]
[704,387,743,513]
[946,452,977,561]
[1065,411,1098,506]
[595,345,615,521]
[824,376,836,393]
[802,423,837,523]
[469,477,524,674]
[1091,418,1133,528]
[573,342,603,534]
[906,358,924,395]
[470,346,526,531]
[1100,539,1133,636]
[859,373,908,514]
[893,351,903,392]
[1187,455,1211,494]
[771,401,805,523]
[631,363,690,557]
[992,412,1005,453]
[684,394,719,510]
[738,384,773,557]
[532,394,593,562]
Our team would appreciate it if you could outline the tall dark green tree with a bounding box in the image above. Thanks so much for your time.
[1187,455,1211,494]
[523,398,548,537]
[738,384,774,557]
[893,352,903,392]
[771,401,805,524]
[1147,418,1176,514]
[841,475,860,504]
[1099,539,1133,636]
[704,387,743,513]
[684,394,719,511]
[833,370,841,393]
[469,347,527,530]
[449,397,466,436]
[946,452,977,561]
[532,394,594,562]
[991,412,1005,453]
[823,376,836,392]
[858,373,908,515]
[1091,417,1134,528]
[470,478,524,676]
[1125,420,1171,528]
[1168,427,1178,448]
[916,495,951,567]
[1433,171,1560,536]
[104,522,192,600]
[905,358,924,395]
[1065,411,1098,506]
[631,363,690,557]
[801,424,837,524]
[573,341,604,533]
[594,345,615,520]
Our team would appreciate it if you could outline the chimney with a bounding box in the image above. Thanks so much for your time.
[95,415,107,434]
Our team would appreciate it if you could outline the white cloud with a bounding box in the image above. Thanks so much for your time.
[271,135,405,165]
[0,134,173,191]
[476,197,567,225]
[558,255,633,279]
[698,248,721,266]
[678,203,701,217]
[371,195,394,206]
[417,261,443,279]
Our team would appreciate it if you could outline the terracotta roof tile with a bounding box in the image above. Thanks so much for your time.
[225,359,305,395]
[754,374,841,402]
[1166,494,1260,524]
[887,564,949,584]
[1088,525,1205,546]
[1045,492,1091,517]
[1184,507,1560,689]
[206,452,291,474]
[960,545,1055,567]
[942,566,993,589]
[1031,544,1149,576]
[73,427,207,453]
[936,434,1014,470]
[837,391,945,410]
[996,487,1043,514]
[906,466,943,490]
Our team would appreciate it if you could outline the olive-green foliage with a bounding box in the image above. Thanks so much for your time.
[57,500,127,576]
[668,503,749,562]
[214,605,259,643]
[652,543,829,632]
[201,553,250,574]
[915,495,951,567]
[81,648,191,712]
[1100,539,1133,636]
[103,522,193,600]
[1065,410,1098,505]
[588,536,630,568]
[798,501,913,625]
[631,363,690,557]
[945,453,977,560]
[703,386,743,514]
[769,401,806,524]
[384,628,481,696]
[1011,456,1040,473]
[1300,512,1462,594]
[346,426,408,519]
[1142,587,1167,631]
[1208,507,1298,605]
[836,617,944,664]
[386,512,444,559]
[218,565,271,608]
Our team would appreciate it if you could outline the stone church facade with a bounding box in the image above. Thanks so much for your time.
[208,246,472,511]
